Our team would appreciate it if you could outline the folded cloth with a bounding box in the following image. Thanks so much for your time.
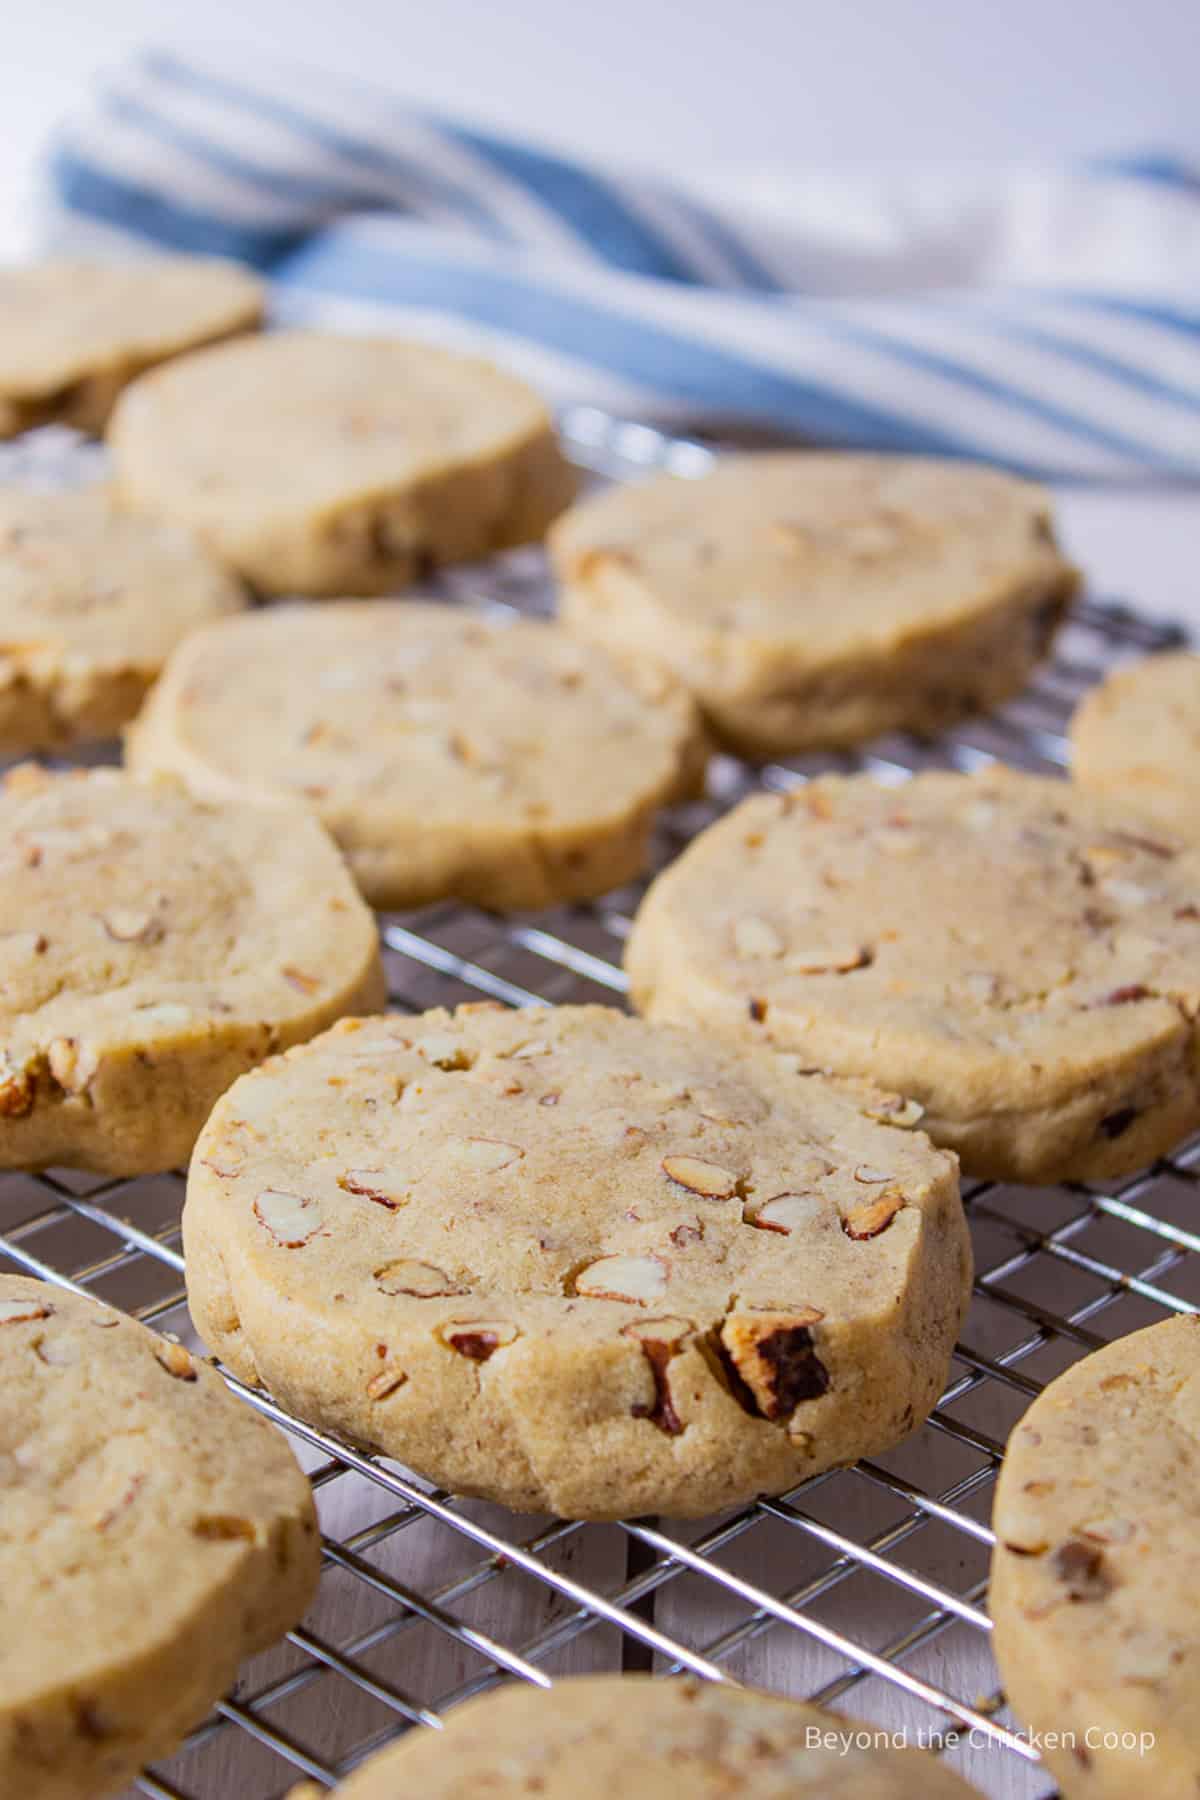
[42,48,1200,480]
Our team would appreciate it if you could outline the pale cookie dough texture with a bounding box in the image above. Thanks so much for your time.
[549,452,1079,760]
[0,257,263,438]
[0,766,385,1174]
[626,768,1200,1185]
[0,485,245,754]
[0,1274,319,1800]
[127,601,706,912]
[990,1314,1200,1800]
[108,331,578,595]
[1071,651,1200,839]
[184,1003,969,1521]
[286,1675,982,1799]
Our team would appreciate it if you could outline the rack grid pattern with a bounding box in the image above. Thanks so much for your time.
[0,415,1195,1800]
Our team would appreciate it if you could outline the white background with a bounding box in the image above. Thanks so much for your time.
[1,0,1197,621]
[4,0,1199,224]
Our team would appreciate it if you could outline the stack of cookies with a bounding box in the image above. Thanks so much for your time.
[1,251,1196,1800]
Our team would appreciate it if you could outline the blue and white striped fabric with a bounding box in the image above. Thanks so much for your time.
[42,49,1200,480]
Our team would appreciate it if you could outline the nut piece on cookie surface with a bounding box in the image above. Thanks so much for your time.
[719,1308,828,1421]
[0,766,384,1175]
[107,330,576,595]
[282,1674,982,1799]
[549,451,1078,760]
[184,1002,969,1520]
[626,767,1200,1184]
[990,1314,1200,1800]
[0,1274,318,1800]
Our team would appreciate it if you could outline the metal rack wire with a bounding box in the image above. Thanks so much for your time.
[1,415,1195,1800]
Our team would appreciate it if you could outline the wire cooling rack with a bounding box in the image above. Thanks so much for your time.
[1,414,1196,1800]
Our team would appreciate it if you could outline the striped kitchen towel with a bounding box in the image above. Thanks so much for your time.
[43,48,1200,480]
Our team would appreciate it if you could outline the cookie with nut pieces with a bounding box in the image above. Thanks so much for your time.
[184,1002,968,1520]
[1070,650,1200,840]
[286,1673,982,1799]
[0,256,263,438]
[107,330,577,595]
[549,452,1078,759]
[626,767,1200,1184]
[126,601,706,911]
[0,765,385,1174]
[990,1314,1200,1800]
[0,484,245,754]
[0,1274,319,1800]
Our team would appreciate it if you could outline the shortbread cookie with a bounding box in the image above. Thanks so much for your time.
[0,1274,318,1800]
[1071,651,1200,839]
[0,485,245,753]
[287,1675,981,1799]
[0,257,263,439]
[108,331,577,595]
[550,453,1078,759]
[0,766,385,1174]
[991,1314,1200,1800]
[126,601,706,911]
[184,1003,968,1520]
[626,768,1200,1184]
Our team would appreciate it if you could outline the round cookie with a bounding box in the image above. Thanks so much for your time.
[107,331,577,596]
[990,1314,1200,1800]
[0,1274,319,1800]
[287,1675,981,1799]
[126,601,707,912]
[0,485,245,754]
[0,257,263,439]
[0,764,385,1175]
[1071,651,1200,839]
[549,452,1078,760]
[625,767,1200,1185]
[183,1002,968,1521]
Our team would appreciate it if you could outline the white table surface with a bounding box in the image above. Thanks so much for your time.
[3,11,1197,1796]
